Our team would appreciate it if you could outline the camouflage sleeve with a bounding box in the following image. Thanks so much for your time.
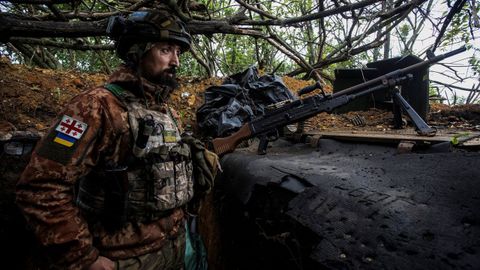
[16,89,117,269]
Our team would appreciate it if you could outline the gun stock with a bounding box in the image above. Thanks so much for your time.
[212,124,253,156]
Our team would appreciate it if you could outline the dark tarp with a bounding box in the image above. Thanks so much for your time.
[196,66,297,138]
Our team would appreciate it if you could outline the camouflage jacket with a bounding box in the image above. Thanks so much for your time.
[16,66,186,269]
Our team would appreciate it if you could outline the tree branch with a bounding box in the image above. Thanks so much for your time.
[0,14,108,38]
[189,47,212,77]
[431,0,468,52]
[1,0,70,4]
[288,0,419,76]
[9,37,113,50]
[33,0,154,20]
[237,0,383,26]
[0,13,267,40]
[431,80,479,92]
[234,0,276,20]
[189,20,266,37]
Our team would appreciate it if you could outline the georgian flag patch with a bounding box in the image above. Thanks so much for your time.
[53,115,88,147]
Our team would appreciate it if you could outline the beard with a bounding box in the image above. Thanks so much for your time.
[146,67,179,89]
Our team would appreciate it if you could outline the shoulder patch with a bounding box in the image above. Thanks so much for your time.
[36,116,89,165]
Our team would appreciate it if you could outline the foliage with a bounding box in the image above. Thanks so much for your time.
[469,53,480,77]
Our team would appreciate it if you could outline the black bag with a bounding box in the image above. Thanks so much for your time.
[196,66,297,138]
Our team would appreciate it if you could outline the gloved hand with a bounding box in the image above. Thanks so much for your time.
[181,133,221,194]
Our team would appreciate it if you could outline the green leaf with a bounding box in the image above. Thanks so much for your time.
[451,133,471,145]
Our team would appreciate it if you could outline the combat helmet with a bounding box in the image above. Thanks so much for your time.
[107,10,192,63]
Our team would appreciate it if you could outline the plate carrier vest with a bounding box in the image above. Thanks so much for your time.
[76,84,194,227]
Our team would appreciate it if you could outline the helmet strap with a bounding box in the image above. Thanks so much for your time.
[126,43,149,68]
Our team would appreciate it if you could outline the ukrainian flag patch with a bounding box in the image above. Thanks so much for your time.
[53,132,76,147]
[36,115,88,164]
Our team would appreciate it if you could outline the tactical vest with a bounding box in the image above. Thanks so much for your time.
[76,84,193,226]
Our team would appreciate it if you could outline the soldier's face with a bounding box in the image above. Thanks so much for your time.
[140,42,181,88]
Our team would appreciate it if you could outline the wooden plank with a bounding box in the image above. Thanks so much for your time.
[461,137,480,147]
[305,129,480,145]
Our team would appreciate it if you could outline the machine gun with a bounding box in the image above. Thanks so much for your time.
[211,46,467,156]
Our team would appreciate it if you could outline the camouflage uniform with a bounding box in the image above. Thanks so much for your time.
[16,66,191,270]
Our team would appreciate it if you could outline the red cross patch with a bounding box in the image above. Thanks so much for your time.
[55,115,88,139]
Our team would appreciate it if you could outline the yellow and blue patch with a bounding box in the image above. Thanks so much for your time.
[53,132,77,147]
[36,115,88,165]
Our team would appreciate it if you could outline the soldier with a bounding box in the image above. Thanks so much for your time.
[16,10,217,270]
